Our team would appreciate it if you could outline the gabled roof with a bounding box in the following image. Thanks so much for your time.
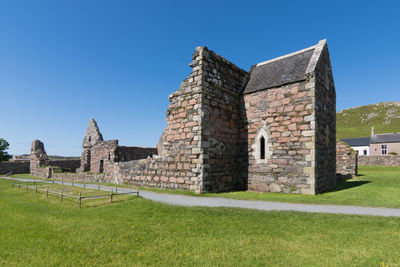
[370,133,400,144]
[243,40,327,94]
[341,137,370,147]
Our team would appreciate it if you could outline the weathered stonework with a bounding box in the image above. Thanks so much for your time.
[30,140,51,178]
[107,40,337,195]
[336,141,358,182]
[358,155,400,166]
[79,118,157,176]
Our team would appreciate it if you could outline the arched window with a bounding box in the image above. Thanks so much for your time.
[260,136,265,159]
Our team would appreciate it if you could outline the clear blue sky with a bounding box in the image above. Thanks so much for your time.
[1,0,399,156]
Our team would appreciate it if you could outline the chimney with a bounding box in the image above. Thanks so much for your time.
[371,126,375,136]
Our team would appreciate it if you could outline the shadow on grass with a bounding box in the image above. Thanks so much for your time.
[327,180,371,193]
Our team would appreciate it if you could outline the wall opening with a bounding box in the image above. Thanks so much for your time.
[88,136,91,143]
[260,136,265,159]
[99,160,104,173]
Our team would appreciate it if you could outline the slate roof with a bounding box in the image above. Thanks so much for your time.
[243,40,327,94]
[370,133,400,144]
[341,137,370,147]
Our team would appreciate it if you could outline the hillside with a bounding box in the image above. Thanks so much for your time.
[337,102,400,139]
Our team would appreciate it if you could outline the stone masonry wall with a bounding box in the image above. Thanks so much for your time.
[336,141,358,182]
[116,146,157,161]
[0,161,30,174]
[112,48,208,191]
[358,155,400,166]
[30,140,51,178]
[314,44,337,193]
[112,47,247,193]
[90,140,118,174]
[199,47,248,192]
[243,81,316,194]
[50,160,81,172]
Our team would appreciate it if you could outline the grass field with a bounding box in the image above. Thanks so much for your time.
[1,178,400,266]
[9,166,400,209]
[336,102,400,139]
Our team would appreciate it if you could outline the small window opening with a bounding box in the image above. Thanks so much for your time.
[108,153,111,160]
[381,145,387,155]
[363,150,367,155]
[260,136,265,159]
[99,160,104,173]
[88,136,91,142]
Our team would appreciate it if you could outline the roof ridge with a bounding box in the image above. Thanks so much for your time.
[255,42,318,67]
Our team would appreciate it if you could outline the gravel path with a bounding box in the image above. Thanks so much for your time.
[2,176,400,217]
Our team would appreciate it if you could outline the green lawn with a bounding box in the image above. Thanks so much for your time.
[8,166,400,209]
[0,178,400,266]
[205,166,400,208]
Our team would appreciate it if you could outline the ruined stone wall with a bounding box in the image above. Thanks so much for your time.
[198,48,248,192]
[243,81,316,194]
[358,155,400,166]
[49,160,81,172]
[111,48,207,191]
[336,141,357,182]
[90,140,118,174]
[30,140,51,178]
[116,146,157,161]
[314,45,337,193]
[0,161,30,174]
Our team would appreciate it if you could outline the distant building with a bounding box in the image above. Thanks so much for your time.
[340,137,370,156]
[341,127,400,156]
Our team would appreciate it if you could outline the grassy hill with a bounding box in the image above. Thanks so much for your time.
[337,102,400,139]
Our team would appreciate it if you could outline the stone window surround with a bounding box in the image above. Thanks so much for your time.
[252,126,272,164]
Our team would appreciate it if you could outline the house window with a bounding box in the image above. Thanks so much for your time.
[381,145,387,155]
[363,150,367,155]
[260,136,265,159]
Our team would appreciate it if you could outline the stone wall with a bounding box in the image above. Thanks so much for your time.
[336,141,358,181]
[243,81,316,194]
[358,155,400,166]
[50,160,81,172]
[116,146,157,161]
[314,43,337,192]
[0,161,30,174]
[30,140,51,178]
[90,140,118,174]
[111,47,247,192]
[199,47,248,192]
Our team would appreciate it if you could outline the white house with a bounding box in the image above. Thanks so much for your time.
[341,137,370,156]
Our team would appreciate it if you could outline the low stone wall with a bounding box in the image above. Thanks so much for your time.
[51,172,112,183]
[0,161,30,174]
[336,141,358,182]
[111,156,195,190]
[50,160,81,172]
[358,155,400,166]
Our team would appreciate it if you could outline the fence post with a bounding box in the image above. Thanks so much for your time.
[12,183,14,188]
[61,188,63,201]
[26,184,28,191]
[79,192,82,209]
[98,182,100,190]
[110,191,113,203]
[46,187,49,198]
[72,177,74,187]
[115,185,118,193]
[35,183,37,195]
[62,178,64,185]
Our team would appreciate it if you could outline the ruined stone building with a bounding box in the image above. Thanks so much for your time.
[29,40,338,195]
[91,39,336,195]
[79,118,157,174]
